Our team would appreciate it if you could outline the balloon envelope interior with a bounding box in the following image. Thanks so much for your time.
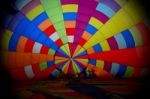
[0,0,150,81]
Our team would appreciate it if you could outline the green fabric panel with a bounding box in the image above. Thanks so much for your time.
[40,62,47,71]
[123,66,134,78]
[40,0,68,45]
[48,49,56,55]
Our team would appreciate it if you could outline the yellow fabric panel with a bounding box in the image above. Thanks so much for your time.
[99,40,111,51]
[75,59,89,63]
[83,31,105,50]
[96,60,104,69]
[60,45,70,56]
[55,59,67,64]
[72,61,80,74]
[123,0,145,24]
[1,29,12,51]
[62,4,78,12]
[64,44,70,56]
[89,17,103,29]
[82,1,144,50]
[26,5,44,20]
[129,27,143,46]
[100,9,134,39]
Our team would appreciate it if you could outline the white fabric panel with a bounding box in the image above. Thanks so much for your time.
[68,36,74,43]
[32,42,42,53]
[49,32,59,41]
[24,65,35,79]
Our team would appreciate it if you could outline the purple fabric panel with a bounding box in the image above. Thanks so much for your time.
[21,0,40,14]
[55,52,67,57]
[100,0,121,12]
[74,35,81,43]
[77,13,91,23]
[74,21,88,41]
[74,29,83,43]
[8,12,24,31]
[107,37,118,50]
[61,0,79,4]
[72,44,77,53]
[76,22,87,30]
[73,0,98,43]
[79,0,97,8]
[78,7,94,15]
[104,62,112,72]
[93,10,109,23]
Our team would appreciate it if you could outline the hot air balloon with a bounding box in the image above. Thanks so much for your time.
[0,0,150,81]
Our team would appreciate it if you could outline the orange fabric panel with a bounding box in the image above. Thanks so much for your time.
[65,21,76,28]
[46,55,54,61]
[63,61,70,74]
[31,53,40,64]
[38,19,52,31]
[39,54,47,62]
[16,36,27,52]
[87,47,95,54]
[55,56,67,60]
[23,53,32,65]
[4,52,55,69]
[82,31,92,41]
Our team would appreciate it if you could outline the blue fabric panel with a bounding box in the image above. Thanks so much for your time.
[57,49,68,57]
[63,12,77,20]
[122,30,135,48]
[47,61,54,67]
[114,33,127,49]
[89,59,96,65]
[116,64,127,77]
[42,37,53,48]
[85,24,97,35]
[77,51,87,57]
[57,63,66,71]
[51,43,59,50]
[32,12,48,25]
[110,63,120,76]
[29,28,41,41]
[9,34,20,51]
[96,3,115,18]
[22,23,35,37]
[93,44,102,52]
[74,61,84,72]
[36,34,48,44]
[14,17,30,35]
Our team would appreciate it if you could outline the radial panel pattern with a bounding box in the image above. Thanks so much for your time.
[0,0,150,80]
